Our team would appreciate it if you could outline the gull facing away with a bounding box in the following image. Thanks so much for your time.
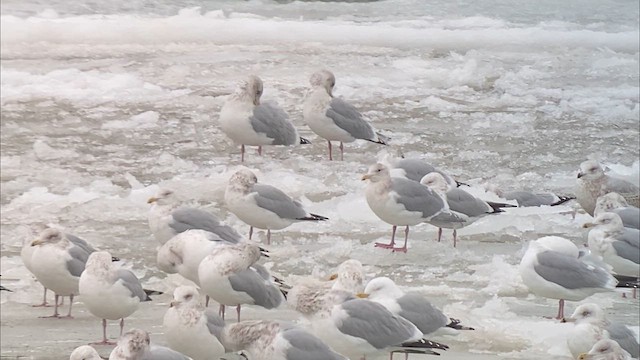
[198,242,285,321]
[576,160,639,216]
[421,172,514,247]
[328,259,365,293]
[148,188,242,245]
[108,328,190,360]
[79,251,151,345]
[219,75,310,162]
[594,193,640,229]
[564,303,639,359]
[362,163,465,253]
[519,236,617,319]
[579,339,634,360]
[163,286,226,360]
[69,345,102,360]
[303,69,387,161]
[225,169,328,245]
[29,228,95,318]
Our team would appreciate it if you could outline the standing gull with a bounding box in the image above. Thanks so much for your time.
[594,193,640,229]
[362,163,465,253]
[108,328,190,360]
[219,75,310,162]
[575,160,639,216]
[303,69,387,160]
[148,188,242,245]
[519,236,617,319]
[79,251,150,345]
[421,172,514,247]
[225,169,328,245]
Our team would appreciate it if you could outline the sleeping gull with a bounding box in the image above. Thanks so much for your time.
[303,69,387,161]
[148,188,242,244]
[163,286,226,360]
[328,259,365,293]
[225,169,328,245]
[198,242,285,321]
[421,172,514,247]
[484,184,575,207]
[576,160,639,215]
[108,328,190,360]
[519,236,617,319]
[219,75,310,162]
[360,277,474,338]
[79,251,151,345]
[594,193,640,229]
[578,339,633,360]
[564,303,639,359]
[362,163,465,253]
[69,345,102,360]
[29,228,94,318]
[290,288,448,359]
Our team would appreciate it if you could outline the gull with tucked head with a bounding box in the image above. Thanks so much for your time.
[594,193,640,229]
[69,345,102,360]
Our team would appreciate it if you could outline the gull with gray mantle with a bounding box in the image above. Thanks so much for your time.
[594,192,640,229]
[225,169,328,245]
[575,160,639,216]
[362,163,466,253]
[108,328,190,360]
[218,75,310,162]
[303,69,387,161]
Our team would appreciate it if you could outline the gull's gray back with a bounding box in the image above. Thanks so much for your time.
[607,322,640,358]
[391,178,446,219]
[170,208,241,244]
[144,345,190,360]
[394,159,455,186]
[228,268,283,309]
[67,234,97,254]
[66,245,92,277]
[504,191,556,207]
[205,309,226,342]
[605,176,640,196]
[612,207,640,229]
[534,251,614,290]
[446,188,492,217]
[396,293,448,335]
[250,102,297,145]
[326,98,375,140]
[283,327,347,360]
[253,184,307,220]
[611,228,640,264]
[116,269,147,301]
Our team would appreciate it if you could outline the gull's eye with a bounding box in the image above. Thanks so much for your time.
[184,294,193,300]
[582,310,590,316]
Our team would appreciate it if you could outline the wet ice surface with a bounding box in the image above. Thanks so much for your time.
[1,0,639,359]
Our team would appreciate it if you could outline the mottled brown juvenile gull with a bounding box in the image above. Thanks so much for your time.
[594,193,640,229]
[576,160,639,216]
[70,345,102,360]
[108,328,190,360]
[328,259,365,293]
[225,169,328,245]
[218,75,310,162]
[362,163,465,253]
[303,69,387,161]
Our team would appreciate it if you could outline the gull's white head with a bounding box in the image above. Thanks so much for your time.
[578,339,631,360]
[532,236,579,257]
[170,285,201,309]
[69,345,101,360]
[309,69,336,97]
[147,188,177,206]
[85,251,113,275]
[228,169,258,190]
[31,228,65,247]
[361,163,390,183]
[118,328,151,358]
[331,259,364,293]
[595,193,629,215]
[234,75,263,106]
[577,160,604,181]
[567,303,608,327]
[420,172,449,193]
[361,276,403,299]
[585,212,624,232]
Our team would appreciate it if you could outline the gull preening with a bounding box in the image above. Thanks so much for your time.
[303,69,387,160]
[219,75,310,162]
[594,193,640,229]
[225,169,328,245]
[575,160,640,215]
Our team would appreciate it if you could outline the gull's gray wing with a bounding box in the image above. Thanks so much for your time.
[607,322,640,358]
[204,309,225,342]
[445,188,492,217]
[604,176,640,197]
[394,159,455,186]
[145,345,190,360]
[396,293,448,335]
[250,102,297,145]
[116,269,148,301]
[534,251,614,289]
[170,207,241,244]
[326,98,376,141]
[283,327,347,360]
[504,191,556,207]
[390,178,446,219]
[253,184,308,220]
[612,207,640,229]
[337,299,416,349]
[611,228,640,264]
[66,245,91,277]
[66,234,97,253]
[228,268,283,309]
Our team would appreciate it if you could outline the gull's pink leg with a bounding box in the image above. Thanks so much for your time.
[437,228,443,242]
[556,299,565,320]
[267,229,271,245]
[258,146,262,156]
[32,287,52,307]
[339,142,344,161]
[392,226,410,253]
[236,305,242,322]
[219,304,226,320]
[453,229,458,248]
[40,294,60,318]
[90,319,116,345]
[60,294,74,318]
[249,226,253,240]
[328,141,332,161]
[375,225,397,249]
[241,144,245,162]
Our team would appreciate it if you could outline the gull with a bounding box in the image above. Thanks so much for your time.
[303,69,387,161]
[218,75,310,162]
[519,236,617,319]
[575,160,639,216]
[29,228,95,318]
[69,345,102,360]
[579,339,633,360]
[148,188,242,245]
[79,251,151,345]
[388,157,463,187]
[362,163,465,253]
[485,184,575,207]
[163,286,226,360]
[225,169,328,245]
[564,303,639,359]
[594,193,640,229]
[421,172,514,247]
[360,277,474,339]
[108,328,190,360]
[198,242,285,321]
[328,259,365,293]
